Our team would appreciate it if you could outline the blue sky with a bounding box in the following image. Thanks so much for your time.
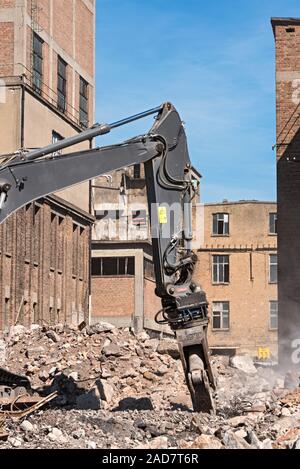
[95,0,300,203]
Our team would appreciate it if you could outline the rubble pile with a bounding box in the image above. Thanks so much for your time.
[0,323,300,449]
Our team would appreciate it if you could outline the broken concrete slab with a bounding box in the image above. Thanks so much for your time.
[230,355,257,375]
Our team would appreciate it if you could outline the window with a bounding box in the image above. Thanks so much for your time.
[270,301,278,330]
[33,204,41,264]
[32,33,43,94]
[52,131,64,156]
[91,257,135,276]
[79,76,89,127]
[144,258,155,281]
[269,213,277,235]
[132,210,147,227]
[269,254,278,284]
[213,255,229,284]
[72,224,79,276]
[57,57,67,112]
[213,213,229,235]
[212,302,230,330]
[134,164,141,179]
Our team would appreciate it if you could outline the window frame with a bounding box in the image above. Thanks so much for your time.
[269,300,278,331]
[32,33,44,94]
[212,213,230,236]
[212,301,230,331]
[57,56,67,113]
[269,254,278,284]
[79,76,89,127]
[269,213,278,235]
[91,257,135,277]
[212,255,230,284]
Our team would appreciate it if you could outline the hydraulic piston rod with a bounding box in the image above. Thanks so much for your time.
[23,105,163,162]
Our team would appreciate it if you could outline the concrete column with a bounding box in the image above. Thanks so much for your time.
[133,250,144,333]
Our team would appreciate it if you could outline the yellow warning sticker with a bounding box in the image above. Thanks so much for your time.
[257,347,270,360]
[158,206,168,224]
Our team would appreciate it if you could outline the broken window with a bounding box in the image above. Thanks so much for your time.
[269,254,278,284]
[212,302,230,330]
[213,213,229,235]
[213,255,229,283]
[269,213,277,235]
[91,257,135,276]
[32,33,43,94]
[270,301,278,330]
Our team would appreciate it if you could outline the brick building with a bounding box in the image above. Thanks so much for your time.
[271,18,300,365]
[196,201,278,358]
[0,0,95,329]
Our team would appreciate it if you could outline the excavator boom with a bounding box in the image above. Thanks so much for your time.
[0,102,215,412]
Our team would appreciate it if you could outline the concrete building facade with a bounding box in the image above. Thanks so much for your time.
[196,201,278,358]
[0,0,95,329]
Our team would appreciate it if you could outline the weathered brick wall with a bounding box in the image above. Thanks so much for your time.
[0,22,14,75]
[144,278,161,323]
[272,20,300,159]
[91,277,135,317]
[272,18,300,366]
[0,198,91,330]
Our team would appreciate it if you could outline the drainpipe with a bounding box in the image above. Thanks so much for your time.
[20,80,25,148]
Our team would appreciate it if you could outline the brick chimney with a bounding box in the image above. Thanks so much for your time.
[272,18,300,368]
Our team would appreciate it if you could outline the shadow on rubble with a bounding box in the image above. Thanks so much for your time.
[37,374,103,410]
[112,397,154,412]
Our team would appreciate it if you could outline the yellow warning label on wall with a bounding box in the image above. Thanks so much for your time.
[257,347,270,360]
[158,206,168,224]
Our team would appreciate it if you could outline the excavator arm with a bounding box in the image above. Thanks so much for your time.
[0,102,215,412]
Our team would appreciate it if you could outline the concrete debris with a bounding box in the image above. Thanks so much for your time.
[20,420,35,433]
[230,355,257,375]
[223,430,252,449]
[98,380,115,403]
[1,323,300,449]
[102,343,122,357]
[157,340,180,359]
[46,330,60,343]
